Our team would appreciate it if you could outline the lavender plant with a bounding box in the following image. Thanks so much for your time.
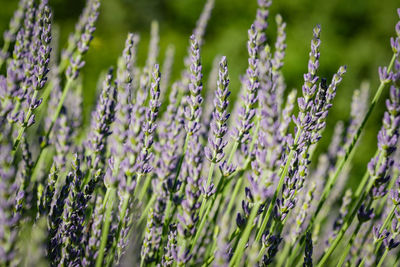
[1,0,400,266]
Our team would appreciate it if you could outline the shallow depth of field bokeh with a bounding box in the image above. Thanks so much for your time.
[0,0,398,187]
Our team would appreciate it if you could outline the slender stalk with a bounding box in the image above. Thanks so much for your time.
[12,90,39,153]
[318,176,375,266]
[377,249,389,267]
[277,238,293,267]
[163,134,190,226]
[255,129,301,242]
[45,78,74,144]
[336,223,362,267]
[229,202,261,267]
[138,195,156,223]
[96,187,116,267]
[115,173,143,247]
[225,178,243,216]
[227,141,239,165]
[0,40,11,69]
[198,162,215,219]
[190,200,212,253]
[138,174,151,201]
[354,151,378,198]
[24,77,74,180]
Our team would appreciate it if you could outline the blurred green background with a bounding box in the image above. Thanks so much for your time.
[0,0,399,187]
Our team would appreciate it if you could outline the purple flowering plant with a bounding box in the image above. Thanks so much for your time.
[0,0,400,266]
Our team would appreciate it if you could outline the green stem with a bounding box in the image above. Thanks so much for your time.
[138,195,156,224]
[0,40,10,69]
[255,130,301,243]
[12,90,39,153]
[318,176,374,267]
[277,240,292,267]
[229,203,260,267]
[225,178,243,216]
[198,162,215,219]
[336,222,362,267]
[163,134,190,228]
[227,141,239,166]
[138,174,151,201]
[115,173,142,248]
[256,244,267,263]
[25,78,74,179]
[190,180,226,251]
[354,151,378,198]
[377,249,389,267]
[46,78,74,143]
[96,187,116,267]
[190,200,212,253]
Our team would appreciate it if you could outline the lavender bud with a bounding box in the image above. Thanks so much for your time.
[205,56,230,163]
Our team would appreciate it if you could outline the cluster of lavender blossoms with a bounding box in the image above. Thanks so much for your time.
[1,0,400,266]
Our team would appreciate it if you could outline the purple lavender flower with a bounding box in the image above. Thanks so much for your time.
[144,21,159,75]
[177,137,203,264]
[253,0,272,49]
[7,0,52,152]
[184,35,203,136]
[39,164,58,217]
[149,84,184,264]
[232,24,259,145]
[61,0,99,70]
[0,0,27,67]
[47,172,73,264]
[175,38,205,263]
[87,68,117,179]
[160,44,175,100]
[303,231,313,267]
[272,14,287,72]
[368,83,400,200]
[59,154,87,266]
[192,0,214,47]
[32,0,52,91]
[15,136,33,216]
[261,232,282,266]
[0,145,20,265]
[141,208,162,263]
[345,84,370,148]
[357,204,374,223]
[276,26,345,222]
[122,64,161,263]
[110,33,136,173]
[179,0,214,98]
[66,0,100,80]
[171,40,205,261]
[162,224,178,266]
[136,63,161,176]
[204,56,230,164]
[83,194,104,266]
